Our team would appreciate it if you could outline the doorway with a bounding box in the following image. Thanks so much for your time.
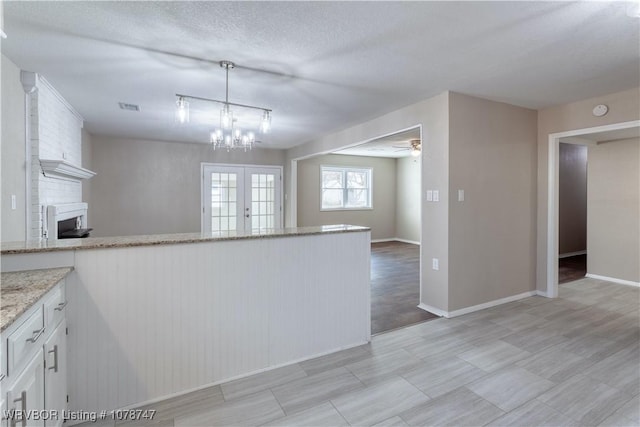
[201,164,282,233]
[292,125,437,334]
[546,120,640,297]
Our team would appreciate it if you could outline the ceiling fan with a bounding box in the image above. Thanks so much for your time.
[392,139,421,157]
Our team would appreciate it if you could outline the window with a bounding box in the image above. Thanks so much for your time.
[321,166,372,210]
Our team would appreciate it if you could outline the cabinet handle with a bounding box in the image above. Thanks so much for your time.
[11,391,27,427]
[48,345,59,373]
[54,301,68,311]
[26,326,45,343]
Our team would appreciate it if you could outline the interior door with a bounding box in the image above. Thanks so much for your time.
[203,165,282,233]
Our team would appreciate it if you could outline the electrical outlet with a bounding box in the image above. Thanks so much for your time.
[432,258,439,270]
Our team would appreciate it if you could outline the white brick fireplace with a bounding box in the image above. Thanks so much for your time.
[21,72,93,239]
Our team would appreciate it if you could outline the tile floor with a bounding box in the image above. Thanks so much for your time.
[87,278,639,426]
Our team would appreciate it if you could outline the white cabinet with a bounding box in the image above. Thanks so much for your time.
[2,278,68,427]
[5,349,44,427]
[43,321,66,427]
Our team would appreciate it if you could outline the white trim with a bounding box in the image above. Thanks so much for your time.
[419,291,537,318]
[546,120,640,299]
[559,250,586,259]
[290,160,297,227]
[448,291,537,318]
[24,89,32,240]
[585,273,640,287]
[370,238,420,245]
[417,303,447,318]
[40,159,96,181]
[395,238,420,245]
[536,290,549,297]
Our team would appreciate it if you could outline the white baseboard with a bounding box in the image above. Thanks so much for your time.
[419,291,537,318]
[395,238,420,245]
[559,250,586,259]
[447,291,537,317]
[371,238,420,245]
[585,273,640,287]
[417,303,447,317]
[371,238,396,243]
[536,290,550,297]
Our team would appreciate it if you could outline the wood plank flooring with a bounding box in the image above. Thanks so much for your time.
[559,254,587,284]
[80,277,640,427]
[371,241,437,334]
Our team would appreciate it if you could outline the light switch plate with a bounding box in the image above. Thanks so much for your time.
[433,190,439,202]
[458,190,465,202]
[11,195,16,210]
[426,190,433,202]
[432,258,439,270]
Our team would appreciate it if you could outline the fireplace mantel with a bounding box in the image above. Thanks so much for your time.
[40,159,96,182]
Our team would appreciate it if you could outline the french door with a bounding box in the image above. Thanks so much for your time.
[202,164,282,233]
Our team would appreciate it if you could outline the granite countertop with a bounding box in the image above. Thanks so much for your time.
[1,225,370,254]
[1,267,73,332]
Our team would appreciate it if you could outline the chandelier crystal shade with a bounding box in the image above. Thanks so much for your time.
[175,60,272,151]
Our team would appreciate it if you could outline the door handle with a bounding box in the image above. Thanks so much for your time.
[12,391,27,427]
[27,326,45,343]
[48,345,59,372]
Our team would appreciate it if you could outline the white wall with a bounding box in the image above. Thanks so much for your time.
[587,138,639,283]
[297,154,396,241]
[395,156,421,243]
[89,135,286,237]
[559,143,587,255]
[1,54,26,241]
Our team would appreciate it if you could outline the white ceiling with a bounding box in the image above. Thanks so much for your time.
[333,128,421,158]
[3,1,639,149]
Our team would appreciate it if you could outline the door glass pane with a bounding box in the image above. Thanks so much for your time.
[249,173,277,231]
[211,172,239,232]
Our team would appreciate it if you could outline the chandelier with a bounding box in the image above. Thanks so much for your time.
[175,60,272,151]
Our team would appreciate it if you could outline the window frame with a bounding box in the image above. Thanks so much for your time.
[320,165,373,211]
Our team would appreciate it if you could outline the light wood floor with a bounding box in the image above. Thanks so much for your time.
[84,277,640,427]
[371,241,437,334]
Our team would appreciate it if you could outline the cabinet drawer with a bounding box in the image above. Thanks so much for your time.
[7,308,45,376]
[43,280,66,328]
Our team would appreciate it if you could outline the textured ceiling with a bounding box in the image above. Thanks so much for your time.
[333,128,421,158]
[2,1,639,149]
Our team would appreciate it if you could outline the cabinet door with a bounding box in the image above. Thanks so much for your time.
[43,321,66,427]
[6,348,44,427]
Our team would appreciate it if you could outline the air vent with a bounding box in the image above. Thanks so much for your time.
[118,102,140,112]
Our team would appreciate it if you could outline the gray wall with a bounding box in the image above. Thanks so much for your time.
[1,54,26,242]
[536,87,640,291]
[448,92,538,311]
[395,156,421,243]
[297,154,396,241]
[559,143,587,255]
[587,138,639,282]
[89,135,286,237]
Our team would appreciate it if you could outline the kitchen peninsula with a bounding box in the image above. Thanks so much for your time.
[1,225,371,418]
